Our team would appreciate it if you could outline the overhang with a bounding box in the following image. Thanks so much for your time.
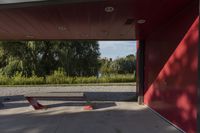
[0,0,193,40]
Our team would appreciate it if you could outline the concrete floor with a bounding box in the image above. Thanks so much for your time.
[0,100,181,133]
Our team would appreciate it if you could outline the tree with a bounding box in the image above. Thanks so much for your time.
[0,41,100,77]
[100,54,136,75]
[99,58,113,75]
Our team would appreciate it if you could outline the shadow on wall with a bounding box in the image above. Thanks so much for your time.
[144,1,199,133]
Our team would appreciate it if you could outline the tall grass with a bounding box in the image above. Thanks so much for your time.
[46,72,135,84]
[0,75,10,85]
[0,72,44,85]
[0,70,136,85]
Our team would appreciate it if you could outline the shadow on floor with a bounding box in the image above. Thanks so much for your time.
[0,92,137,110]
[47,102,117,109]
[1,92,137,102]
[0,95,25,102]
[0,107,181,133]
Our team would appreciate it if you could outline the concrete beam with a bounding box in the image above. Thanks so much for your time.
[0,0,105,9]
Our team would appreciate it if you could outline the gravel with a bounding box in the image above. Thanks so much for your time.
[0,86,136,101]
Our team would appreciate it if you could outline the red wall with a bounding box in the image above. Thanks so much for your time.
[144,1,199,133]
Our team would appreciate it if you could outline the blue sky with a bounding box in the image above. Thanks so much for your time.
[98,41,136,59]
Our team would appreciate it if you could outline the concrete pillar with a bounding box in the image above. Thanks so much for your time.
[136,40,145,105]
[198,4,200,130]
[198,1,200,132]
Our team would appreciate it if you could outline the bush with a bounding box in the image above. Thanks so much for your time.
[75,77,98,84]
[46,68,74,84]
[99,74,135,83]
[0,71,135,85]
[0,75,10,85]
[11,72,44,85]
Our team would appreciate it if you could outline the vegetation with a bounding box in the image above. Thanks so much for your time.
[99,54,136,75]
[0,41,136,85]
[0,41,100,77]
[0,73,135,85]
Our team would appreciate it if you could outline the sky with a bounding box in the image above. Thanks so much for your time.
[98,41,136,59]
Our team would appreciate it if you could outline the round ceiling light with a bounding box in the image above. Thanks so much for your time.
[102,31,108,35]
[137,19,146,24]
[80,34,89,37]
[26,35,34,38]
[105,7,114,13]
[58,26,67,31]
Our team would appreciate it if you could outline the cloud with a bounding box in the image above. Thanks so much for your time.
[98,41,136,59]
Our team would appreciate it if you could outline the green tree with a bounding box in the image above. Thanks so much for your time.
[0,41,100,77]
[100,54,136,75]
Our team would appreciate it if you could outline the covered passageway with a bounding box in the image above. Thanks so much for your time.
[0,0,199,132]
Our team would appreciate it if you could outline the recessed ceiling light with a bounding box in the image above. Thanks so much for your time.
[26,35,34,38]
[102,31,108,35]
[105,7,114,13]
[125,18,134,25]
[58,26,67,31]
[137,19,146,24]
[80,34,89,37]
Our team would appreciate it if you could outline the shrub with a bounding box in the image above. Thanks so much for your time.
[46,68,73,84]
[0,75,10,85]
[11,72,44,85]
[0,70,136,85]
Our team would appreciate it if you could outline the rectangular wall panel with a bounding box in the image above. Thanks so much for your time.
[144,1,199,133]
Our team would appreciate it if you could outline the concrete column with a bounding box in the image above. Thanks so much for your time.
[197,4,200,131]
[136,40,145,105]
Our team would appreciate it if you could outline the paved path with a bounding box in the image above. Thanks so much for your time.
[0,101,181,133]
[0,86,181,133]
[0,86,136,101]
[0,86,135,95]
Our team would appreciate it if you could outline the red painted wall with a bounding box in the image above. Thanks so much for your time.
[144,1,199,133]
